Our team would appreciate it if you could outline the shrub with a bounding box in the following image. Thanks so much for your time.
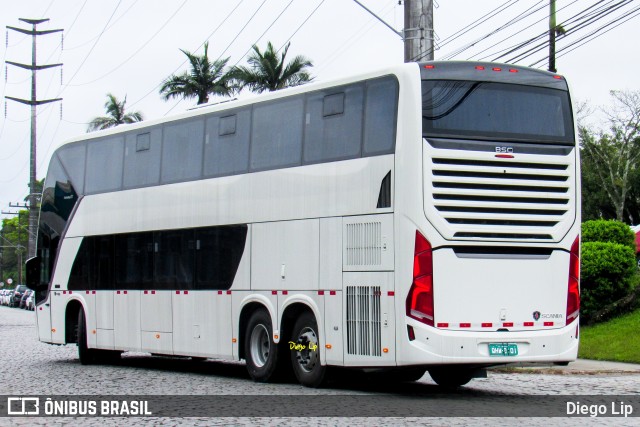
[580,241,636,320]
[581,219,635,249]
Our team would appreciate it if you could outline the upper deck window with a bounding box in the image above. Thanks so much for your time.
[422,80,574,144]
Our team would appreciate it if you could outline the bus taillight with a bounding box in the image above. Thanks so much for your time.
[566,237,580,325]
[406,231,434,326]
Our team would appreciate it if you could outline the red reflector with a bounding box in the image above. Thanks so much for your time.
[481,323,492,328]
[117,291,121,295]
[524,322,534,327]
[330,290,336,296]
[218,290,222,295]
[460,323,471,328]
[553,75,562,79]
[271,290,277,295]
[492,67,502,72]
[509,69,518,73]
[407,325,415,341]
[86,291,90,294]
[176,291,180,295]
[318,290,325,295]
[437,322,449,328]
[283,290,288,295]
[475,65,485,70]
[388,291,395,296]
[495,154,514,158]
[151,290,155,295]
[69,291,72,294]
[63,291,66,295]
[503,322,514,327]
[424,64,435,69]
[124,291,128,295]
[226,290,232,295]
[184,290,188,295]
[544,321,554,327]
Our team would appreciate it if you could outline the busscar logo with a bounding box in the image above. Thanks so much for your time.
[7,397,40,415]
[495,146,514,154]
[532,311,541,321]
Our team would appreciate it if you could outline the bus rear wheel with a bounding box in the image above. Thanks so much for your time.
[245,309,280,382]
[428,366,474,388]
[77,310,96,365]
[290,312,326,387]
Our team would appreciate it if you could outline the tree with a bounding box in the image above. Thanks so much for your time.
[0,211,29,284]
[580,90,640,222]
[87,93,144,132]
[232,41,313,94]
[159,42,233,105]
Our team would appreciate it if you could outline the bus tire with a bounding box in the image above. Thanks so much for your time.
[290,311,326,387]
[245,309,279,382]
[428,366,474,388]
[77,310,96,365]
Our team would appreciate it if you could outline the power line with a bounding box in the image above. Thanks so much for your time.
[68,0,189,86]
[278,0,326,53]
[128,0,246,110]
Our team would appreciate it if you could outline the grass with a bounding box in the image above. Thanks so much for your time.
[579,308,640,363]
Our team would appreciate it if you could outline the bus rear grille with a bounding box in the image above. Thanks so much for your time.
[345,222,382,266]
[346,286,381,357]
[430,157,571,240]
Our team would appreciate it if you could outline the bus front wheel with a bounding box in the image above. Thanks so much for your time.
[245,309,280,382]
[290,312,326,387]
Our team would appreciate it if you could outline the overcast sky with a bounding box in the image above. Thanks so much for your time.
[1,0,638,213]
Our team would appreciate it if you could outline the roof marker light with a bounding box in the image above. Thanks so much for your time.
[424,64,435,69]
[492,67,502,72]
[475,65,485,70]
[509,69,518,73]
[553,75,562,79]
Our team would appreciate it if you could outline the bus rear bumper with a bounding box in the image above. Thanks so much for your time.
[399,319,579,366]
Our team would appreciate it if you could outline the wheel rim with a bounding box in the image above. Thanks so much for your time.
[294,327,319,373]
[249,324,270,368]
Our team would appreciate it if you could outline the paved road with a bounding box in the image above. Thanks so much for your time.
[0,305,638,426]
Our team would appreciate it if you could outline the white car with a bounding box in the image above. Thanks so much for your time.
[0,289,10,306]
[26,292,34,310]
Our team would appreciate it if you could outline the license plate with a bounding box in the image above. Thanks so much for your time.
[488,343,518,357]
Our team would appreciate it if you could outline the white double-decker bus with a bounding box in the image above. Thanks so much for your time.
[27,61,580,388]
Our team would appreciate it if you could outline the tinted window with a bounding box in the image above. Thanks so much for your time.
[196,225,248,290]
[304,84,363,163]
[363,77,398,155]
[69,238,90,290]
[251,97,304,171]
[115,232,154,289]
[56,143,86,195]
[123,127,162,188]
[38,155,78,291]
[85,136,124,193]
[421,80,574,143]
[154,229,195,289]
[92,235,114,290]
[204,109,251,177]
[161,119,204,183]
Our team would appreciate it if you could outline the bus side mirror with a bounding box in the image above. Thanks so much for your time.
[25,257,41,290]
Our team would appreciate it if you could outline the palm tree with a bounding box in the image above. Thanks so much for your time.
[87,93,143,132]
[159,42,233,105]
[232,42,313,94]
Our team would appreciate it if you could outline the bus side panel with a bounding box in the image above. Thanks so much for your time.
[251,220,320,291]
[49,237,83,345]
[319,217,342,291]
[95,291,114,349]
[342,272,395,367]
[140,291,173,355]
[35,298,52,343]
[113,290,141,351]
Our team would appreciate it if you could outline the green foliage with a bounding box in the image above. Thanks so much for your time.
[581,219,636,249]
[0,210,29,283]
[580,241,636,319]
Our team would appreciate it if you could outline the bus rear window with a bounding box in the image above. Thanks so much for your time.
[422,80,574,144]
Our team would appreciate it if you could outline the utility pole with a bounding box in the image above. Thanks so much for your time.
[5,18,63,259]
[548,0,557,72]
[404,0,434,62]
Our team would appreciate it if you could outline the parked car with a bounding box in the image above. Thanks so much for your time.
[11,285,27,308]
[19,289,32,309]
[0,289,9,306]
[26,291,34,310]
